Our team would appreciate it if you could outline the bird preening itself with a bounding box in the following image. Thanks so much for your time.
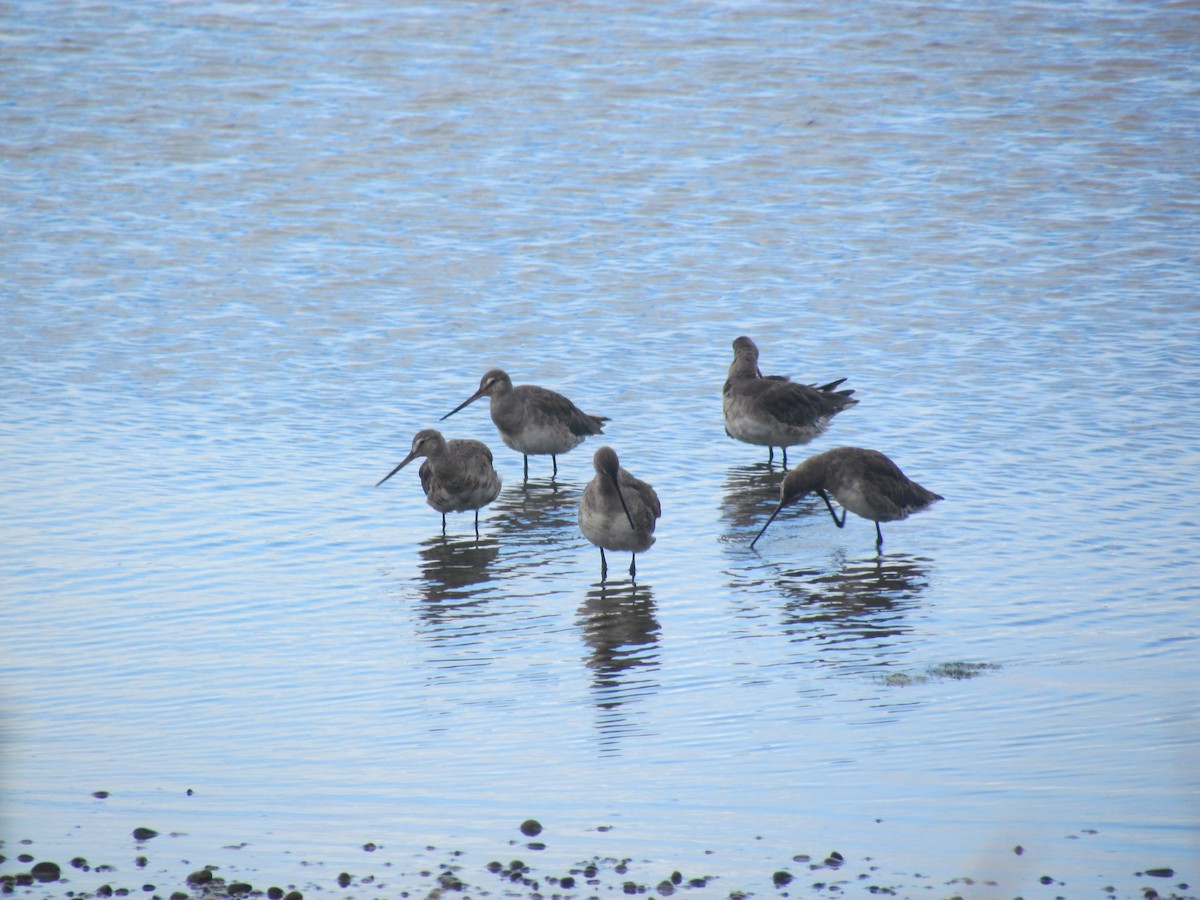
[723,335,858,466]
[578,446,661,582]
[442,368,608,481]
[376,429,501,538]
[751,447,942,550]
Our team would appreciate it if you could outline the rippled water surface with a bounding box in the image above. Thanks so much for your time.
[3,1,1199,897]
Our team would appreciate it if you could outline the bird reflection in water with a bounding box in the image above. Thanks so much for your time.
[416,534,500,607]
[577,582,660,754]
[486,479,581,541]
[777,553,932,672]
[719,462,788,534]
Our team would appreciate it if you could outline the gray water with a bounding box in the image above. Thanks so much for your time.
[3,1,1199,897]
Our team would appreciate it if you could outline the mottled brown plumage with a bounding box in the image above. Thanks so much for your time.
[578,446,661,581]
[751,447,942,549]
[442,369,607,481]
[723,336,857,466]
[376,429,501,537]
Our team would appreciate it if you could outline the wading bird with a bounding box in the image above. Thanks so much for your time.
[442,369,607,481]
[751,447,941,550]
[579,446,661,581]
[376,429,501,538]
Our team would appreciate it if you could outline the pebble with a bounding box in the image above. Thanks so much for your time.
[31,862,61,883]
[519,819,543,837]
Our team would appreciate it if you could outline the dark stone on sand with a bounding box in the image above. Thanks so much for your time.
[1014,845,1024,855]
[131,828,158,842]
[657,879,675,895]
[824,851,844,868]
[1040,874,1055,884]
[362,842,377,852]
[141,883,155,892]
[71,856,89,870]
[282,893,302,900]
[437,872,464,890]
[773,870,793,887]
[186,868,214,886]
[622,881,638,894]
[671,870,683,884]
[228,882,253,894]
[1143,868,1175,878]
[97,886,113,897]
[519,819,543,837]
[526,841,546,851]
[336,872,351,888]
[136,855,148,868]
[267,888,284,900]
[92,791,110,799]
[171,893,188,900]
[31,862,61,883]
[486,861,503,873]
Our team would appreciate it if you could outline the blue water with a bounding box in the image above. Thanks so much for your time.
[3,2,1198,897]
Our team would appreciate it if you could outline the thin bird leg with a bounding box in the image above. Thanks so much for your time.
[523,455,529,482]
[552,455,558,478]
[818,490,847,528]
[767,446,775,465]
[474,509,480,540]
[875,521,884,549]
[781,447,789,467]
[629,554,637,580]
[441,513,447,534]
[599,547,608,581]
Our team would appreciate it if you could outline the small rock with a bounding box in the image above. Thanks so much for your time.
[1144,868,1174,878]
[131,828,158,842]
[362,842,377,852]
[92,791,110,799]
[31,862,61,883]
[282,893,303,900]
[1014,845,1024,856]
[336,872,351,888]
[519,819,543,837]
[186,869,213,886]
[228,882,253,894]
[267,888,284,900]
[773,870,793,887]
[560,875,575,888]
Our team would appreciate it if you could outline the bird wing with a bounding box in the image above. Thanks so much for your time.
[519,385,607,436]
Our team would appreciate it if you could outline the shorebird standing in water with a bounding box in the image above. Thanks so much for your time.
[750,447,942,550]
[376,429,501,538]
[579,446,661,581]
[442,368,608,481]
[723,335,858,466]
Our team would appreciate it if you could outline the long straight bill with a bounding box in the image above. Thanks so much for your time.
[440,390,485,421]
[376,452,417,487]
[749,503,784,548]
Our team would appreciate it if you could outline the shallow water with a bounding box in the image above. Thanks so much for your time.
[3,1,1199,896]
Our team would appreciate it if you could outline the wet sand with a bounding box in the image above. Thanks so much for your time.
[2,820,1195,900]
